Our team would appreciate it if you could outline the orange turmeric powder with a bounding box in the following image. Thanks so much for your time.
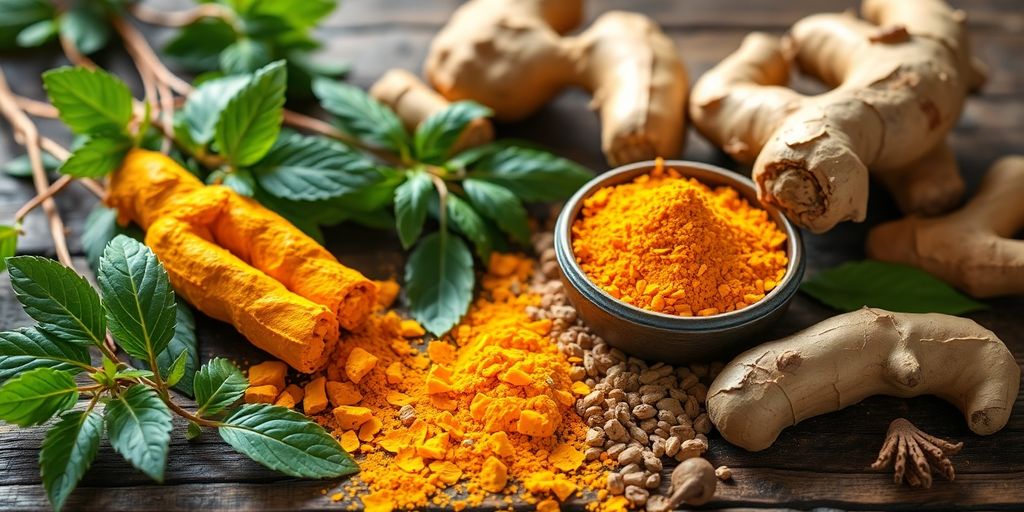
[106,149,377,372]
[572,161,788,316]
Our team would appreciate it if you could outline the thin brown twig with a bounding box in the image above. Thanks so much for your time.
[14,95,59,118]
[38,136,71,160]
[129,2,235,28]
[59,34,97,69]
[156,81,174,153]
[14,175,73,223]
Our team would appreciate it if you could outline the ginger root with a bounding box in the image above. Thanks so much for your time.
[690,0,986,233]
[872,418,963,488]
[707,308,1019,452]
[423,0,687,166]
[867,155,1024,298]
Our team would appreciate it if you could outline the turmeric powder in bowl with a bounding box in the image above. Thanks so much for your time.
[570,161,788,317]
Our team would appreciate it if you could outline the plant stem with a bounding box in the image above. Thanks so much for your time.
[140,376,221,427]
[129,2,237,29]
[430,175,449,234]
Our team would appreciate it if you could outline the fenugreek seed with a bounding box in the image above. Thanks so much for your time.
[656,397,684,416]
[633,404,657,420]
[569,366,587,381]
[691,383,708,403]
[644,472,661,489]
[630,425,649,445]
[654,427,669,439]
[684,396,700,418]
[643,455,663,473]
[585,427,606,446]
[652,439,665,457]
[716,466,733,481]
[625,486,649,507]
[641,392,664,405]
[668,388,688,401]
[610,348,627,361]
[656,420,672,431]
[623,472,646,488]
[638,370,660,385]
[604,419,629,442]
[608,388,626,401]
[607,473,625,495]
[618,445,643,466]
[657,409,677,424]
[640,418,658,433]
[626,393,642,408]
[664,436,681,457]
[679,374,699,390]
[694,413,712,434]
[607,443,627,458]
[584,405,604,419]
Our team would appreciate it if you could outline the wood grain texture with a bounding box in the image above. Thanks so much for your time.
[0,0,1022,510]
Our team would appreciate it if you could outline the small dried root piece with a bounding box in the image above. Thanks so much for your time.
[707,308,1019,451]
[867,155,1024,298]
[424,0,688,166]
[645,458,717,512]
[690,0,985,232]
[872,418,963,488]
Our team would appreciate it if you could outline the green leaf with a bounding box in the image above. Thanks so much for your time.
[163,18,237,72]
[180,75,249,146]
[7,256,105,346]
[253,133,383,202]
[220,38,271,74]
[0,367,77,426]
[40,409,103,511]
[215,61,286,166]
[165,350,188,387]
[469,146,592,202]
[129,301,198,395]
[114,369,154,379]
[220,404,358,478]
[394,171,433,249]
[15,19,56,47]
[446,195,492,261]
[59,1,110,55]
[0,327,90,383]
[222,169,256,196]
[42,67,133,136]
[3,151,60,177]
[58,135,131,178]
[0,225,17,272]
[312,78,409,155]
[248,0,335,30]
[186,421,202,441]
[105,385,172,482]
[81,204,144,272]
[194,357,248,416]
[462,179,530,245]
[99,235,177,361]
[800,260,989,314]
[405,231,474,336]
[0,0,54,49]
[413,101,492,164]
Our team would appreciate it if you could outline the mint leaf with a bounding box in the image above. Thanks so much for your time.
[98,236,177,361]
[7,256,105,346]
[163,18,237,72]
[81,204,143,272]
[181,75,249,146]
[0,367,77,426]
[801,260,988,315]
[222,169,256,196]
[446,195,491,261]
[394,171,433,249]
[42,67,133,136]
[194,357,248,416]
[220,404,358,478]
[3,151,60,177]
[128,300,197,394]
[59,1,109,55]
[405,231,474,335]
[253,133,382,202]
[15,19,55,47]
[462,179,530,245]
[165,350,188,387]
[215,60,286,166]
[58,135,131,178]
[220,38,271,74]
[413,101,491,164]
[469,146,592,202]
[312,78,409,155]
[41,409,102,511]
[105,385,172,482]
[0,225,17,272]
[249,0,335,30]
[0,0,54,50]
[0,327,90,383]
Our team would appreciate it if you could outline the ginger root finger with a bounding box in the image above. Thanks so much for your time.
[867,155,1024,298]
[707,308,1019,452]
[370,69,494,154]
[424,0,687,166]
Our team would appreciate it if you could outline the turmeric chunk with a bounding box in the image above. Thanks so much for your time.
[361,491,394,512]
[340,430,360,453]
[537,499,560,512]
[426,376,452,394]
[345,347,379,384]
[400,319,426,338]
[552,478,577,501]
[358,417,383,442]
[395,446,425,473]
[427,341,456,365]
[429,461,463,485]
[303,377,329,414]
[244,384,278,404]
[517,409,556,437]
[548,444,584,472]
[480,456,508,493]
[248,360,288,390]
[416,433,450,459]
[386,391,414,407]
[333,405,373,430]
[273,384,303,409]
[326,381,363,407]
[488,431,514,458]
[385,362,403,384]
[374,280,400,310]
[500,366,533,386]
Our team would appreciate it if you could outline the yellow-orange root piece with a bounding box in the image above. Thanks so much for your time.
[867,155,1024,298]
[423,0,688,166]
[690,0,986,233]
[107,149,377,372]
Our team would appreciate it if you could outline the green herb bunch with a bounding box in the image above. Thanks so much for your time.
[0,0,115,54]
[0,235,356,511]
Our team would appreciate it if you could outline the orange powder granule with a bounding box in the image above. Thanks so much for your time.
[311,254,604,511]
[571,162,788,316]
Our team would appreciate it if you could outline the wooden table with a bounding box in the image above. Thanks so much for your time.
[1,1,1022,510]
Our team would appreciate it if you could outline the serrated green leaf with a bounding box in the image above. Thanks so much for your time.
[469,146,592,202]
[81,204,144,273]
[394,171,433,249]
[127,301,198,395]
[59,1,110,55]
[194,357,248,416]
[105,385,172,482]
[252,133,382,202]
[220,38,271,74]
[222,169,256,196]
[312,78,409,156]
[800,260,989,314]
[58,135,131,178]
[0,367,77,426]
[446,195,491,261]
[0,327,90,383]
[99,236,177,361]
[40,409,103,511]
[3,151,60,177]
[413,101,492,165]
[0,226,17,272]
[16,19,56,47]
[7,256,105,346]
[181,74,249,146]
[163,18,237,72]
[405,231,474,336]
[462,179,530,245]
[42,67,133,136]
[220,404,358,478]
[215,60,286,166]
[0,0,54,49]
[165,350,188,387]
[248,0,335,30]
[114,369,154,379]
[186,421,202,441]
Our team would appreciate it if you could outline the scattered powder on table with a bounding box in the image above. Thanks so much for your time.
[571,160,788,316]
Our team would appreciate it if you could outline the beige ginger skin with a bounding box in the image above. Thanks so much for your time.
[423,0,688,166]
[690,0,987,233]
[707,308,1019,452]
[867,156,1024,298]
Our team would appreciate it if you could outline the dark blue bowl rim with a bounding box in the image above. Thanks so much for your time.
[554,159,806,332]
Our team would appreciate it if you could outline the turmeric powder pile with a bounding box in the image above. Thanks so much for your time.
[572,162,788,316]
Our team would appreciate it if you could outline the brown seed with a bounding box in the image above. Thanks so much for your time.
[625,486,649,507]
[607,472,625,495]
[623,471,646,488]
[644,472,661,489]
[607,442,627,458]
[604,419,628,442]
[656,397,684,416]
[618,446,643,466]
[694,413,712,434]
[585,427,606,446]
[716,465,733,481]
[584,447,603,461]
[633,404,657,420]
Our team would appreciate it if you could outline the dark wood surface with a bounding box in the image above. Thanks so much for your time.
[1,0,1023,510]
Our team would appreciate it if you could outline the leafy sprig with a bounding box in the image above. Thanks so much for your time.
[0,236,356,511]
[0,0,114,54]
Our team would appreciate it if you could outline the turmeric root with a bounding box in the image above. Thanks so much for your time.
[424,0,687,166]
[690,0,986,233]
[707,308,1019,452]
[107,149,377,372]
[867,156,1024,298]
